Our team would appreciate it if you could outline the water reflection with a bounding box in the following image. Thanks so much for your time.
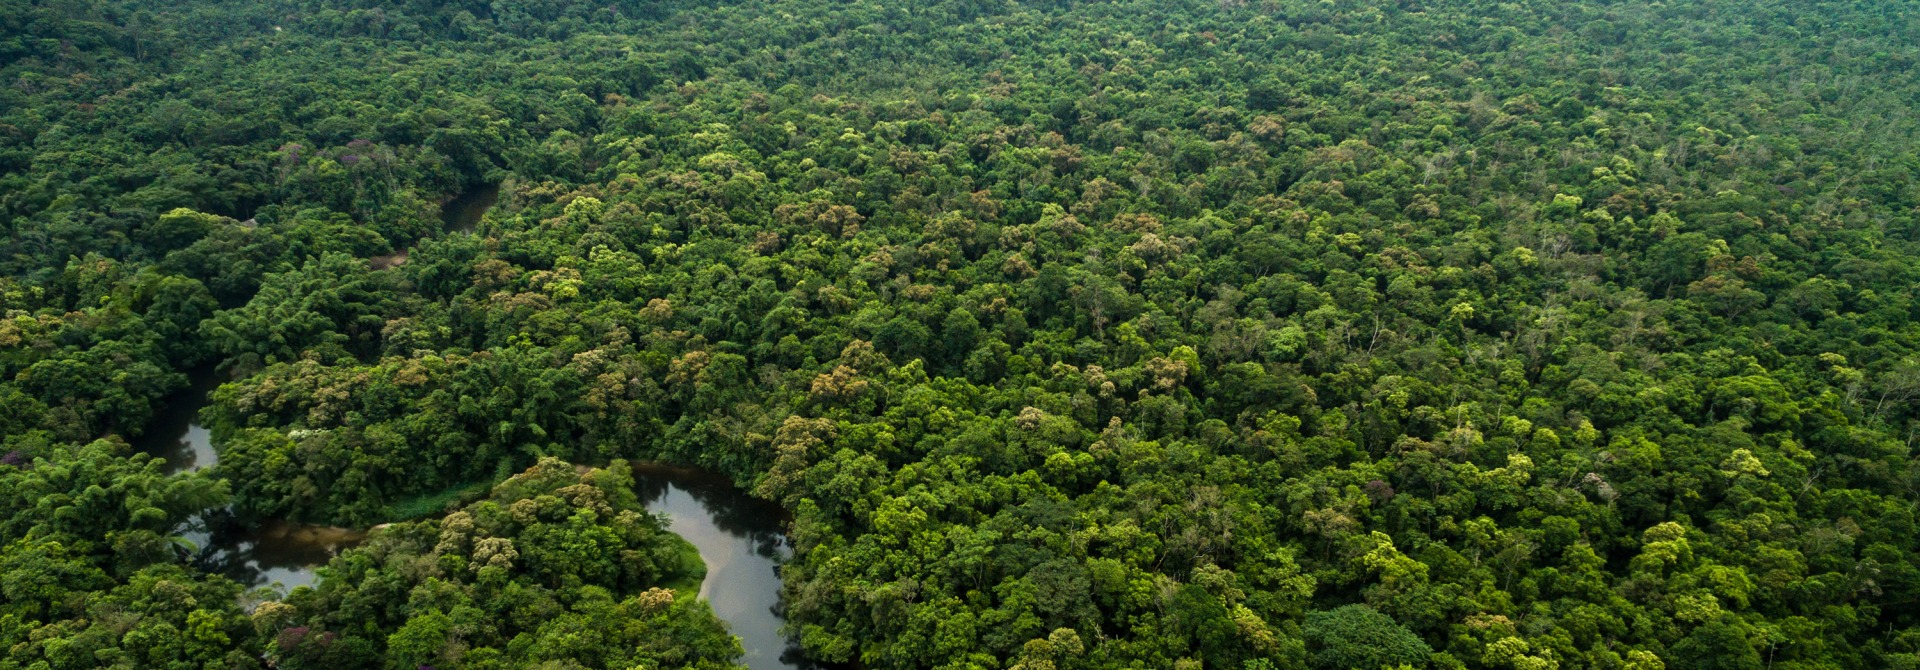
[629,463,831,670]
[136,368,360,593]
[136,183,504,592]
[132,367,221,473]
[442,183,500,232]
[138,371,832,665]
[193,513,364,591]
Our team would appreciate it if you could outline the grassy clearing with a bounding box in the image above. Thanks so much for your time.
[383,460,517,521]
[384,479,496,521]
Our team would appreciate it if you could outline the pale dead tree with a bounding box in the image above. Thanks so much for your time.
[1875,358,1920,420]
[1420,149,1456,185]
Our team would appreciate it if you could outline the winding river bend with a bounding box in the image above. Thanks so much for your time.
[133,368,364,591]
[138,382,817,666]
[136,184,820,666]
[630,464,822,670]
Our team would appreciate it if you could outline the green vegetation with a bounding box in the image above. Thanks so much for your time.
[1302,604,1431,670]
[384,460,514,521]
[264,458,737,669]
[663,532,710,594]
[5,0,1920,668]
[384,480,494,522]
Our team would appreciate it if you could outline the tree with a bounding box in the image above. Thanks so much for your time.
[200,253,396,370]
[1301,605,1430,670]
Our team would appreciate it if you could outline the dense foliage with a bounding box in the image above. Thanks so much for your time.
[263,458,738,669]
[5,0,1920,668]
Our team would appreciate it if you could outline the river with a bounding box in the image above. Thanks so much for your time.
[142,179,822,661]
[140,184,508,584]
[137,381,820,667]
[629,463,824,670]
[442,181,500,232]
[372,182,501,269]
[133,367,364,591]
